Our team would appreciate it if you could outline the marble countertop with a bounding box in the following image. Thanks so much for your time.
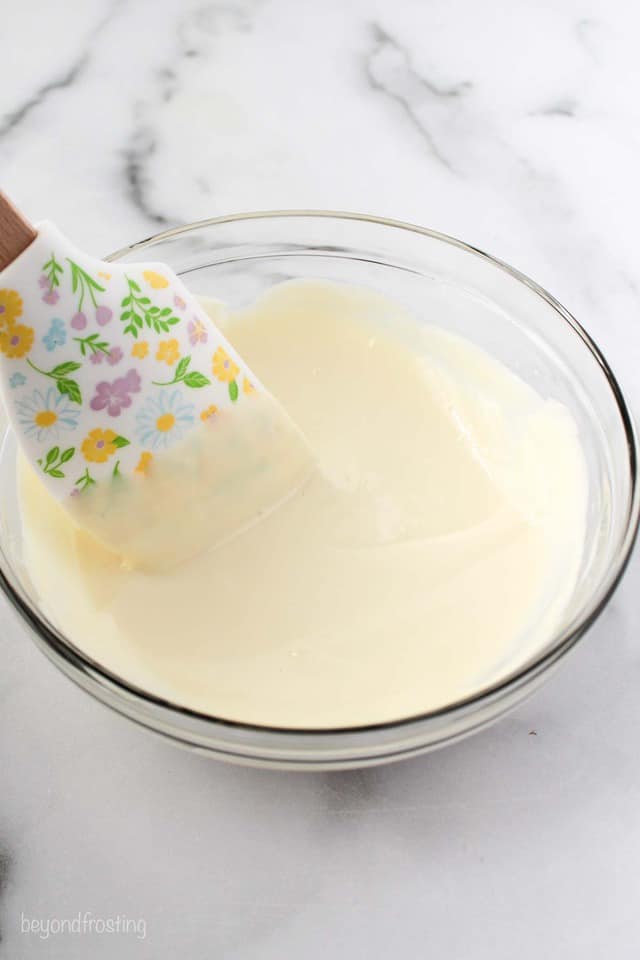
[2,0,640,956]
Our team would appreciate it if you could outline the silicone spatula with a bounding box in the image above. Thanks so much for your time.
[0,191,312,569]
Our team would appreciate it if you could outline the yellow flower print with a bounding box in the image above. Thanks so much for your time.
[156,413,175,432]
[242,377,255,396]
[36,410,57,428]
[212,347,239,383]
[0,323,34,358]
[98,271,112,281]
[132,340,149,359]
[0,289,23,327]
[200,404,218,422]
[81,428,119,463]
[135,451,153,475]
[156,339,180,365]
[143,270,169,289]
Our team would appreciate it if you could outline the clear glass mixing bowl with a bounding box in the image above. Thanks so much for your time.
[1,212,637,769]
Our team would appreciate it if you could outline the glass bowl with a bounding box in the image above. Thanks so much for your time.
[1,212,637,769]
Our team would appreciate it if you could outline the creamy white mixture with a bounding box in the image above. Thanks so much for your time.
[19,280,587,728]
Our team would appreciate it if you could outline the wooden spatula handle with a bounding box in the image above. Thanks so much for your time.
[0,190,37,272]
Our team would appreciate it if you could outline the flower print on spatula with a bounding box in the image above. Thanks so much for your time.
[67,259,112,329]
[0,322,34,359]
[42,317,67,352]
[0,289,24,325]
[40,254,63,305]
[16,387,79,442]
[0,217,284,511]
[90,369,141,417]
[135,391,195,450]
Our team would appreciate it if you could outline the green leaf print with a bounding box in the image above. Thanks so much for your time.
[27,359,82,405]
[57,378,82,404]
[120,275,181,336]
[174,356,191,380]
[66,259,105,311]
[152,355,211,389]
[75,468,96,492]
[51,361,82,377]
[74,333,110,358]
[38,446,75,478]
[183,371,210,388]
[42,253,64,290]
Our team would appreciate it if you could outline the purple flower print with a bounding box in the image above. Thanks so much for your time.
[90,346,123,366]
[174,294,186,310]
[188,317,208,346]
[121,369,141,392]
[90,368,141,417]
[71,312,87,330]
[90,381,122,414]
[42,289,60,305]
[107,346,123,366]
[96,305,113,326]
[38,275,49,289]
[122,369,141,392]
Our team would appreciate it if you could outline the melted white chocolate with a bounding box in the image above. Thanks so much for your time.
[19,280,587,728]
[68,389,313,571]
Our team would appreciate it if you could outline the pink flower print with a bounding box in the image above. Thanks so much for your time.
[96,305,113,326]
[71,312,87,330]
[120,368,141,393]
[42,289,60,305]
[107,346,123,366]
[90,368,141,417]
[90,381,123,415]
[188,317,208,346]
[91,382,121,415]
[90,351,104,364]
[174,294,186,310]
[38,275,49,289]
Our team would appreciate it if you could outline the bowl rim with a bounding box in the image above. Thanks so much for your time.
[2,209,638,742]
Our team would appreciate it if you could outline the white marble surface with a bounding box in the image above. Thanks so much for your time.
[2,0,640,955]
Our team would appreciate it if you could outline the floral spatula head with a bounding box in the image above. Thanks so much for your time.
[0,191,312,568]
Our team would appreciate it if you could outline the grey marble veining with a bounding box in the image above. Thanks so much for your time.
[2,0,640,956]
[365,22,472,173]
